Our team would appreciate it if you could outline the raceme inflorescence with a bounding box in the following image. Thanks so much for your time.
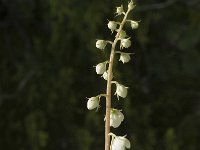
[86,1,139,150]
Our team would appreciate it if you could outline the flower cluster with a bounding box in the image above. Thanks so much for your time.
[86,0,139,149]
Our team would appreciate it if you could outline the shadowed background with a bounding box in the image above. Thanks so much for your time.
[0,0,200,150]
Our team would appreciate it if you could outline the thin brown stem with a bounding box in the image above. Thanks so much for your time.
[105,8,131,150]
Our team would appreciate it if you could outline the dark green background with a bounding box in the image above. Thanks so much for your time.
[0,0,200,149]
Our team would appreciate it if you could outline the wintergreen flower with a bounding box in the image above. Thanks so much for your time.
[119,30,127,39]
[116,5,124,16]
[109,133,131,150]
[119,53,131,63]
[130,20,139,29]
[120,38,131,49]
[110,109,124,128]
[96,40,107,50]
[108,21,118,33]
[128,0,135,10]
[113,82,128,99]
[95,62,107,75]
[87,96,100,110]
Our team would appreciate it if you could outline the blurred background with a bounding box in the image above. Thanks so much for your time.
[0,0,200,150]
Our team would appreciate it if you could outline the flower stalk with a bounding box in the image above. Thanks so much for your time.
[86,1,139,150]
[105,6,132,150]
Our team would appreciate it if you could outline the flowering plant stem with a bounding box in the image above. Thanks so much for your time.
[105,8,131,150]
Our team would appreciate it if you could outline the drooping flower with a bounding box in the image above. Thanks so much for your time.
[116,5,124,16]
[119,30,127,39]
[128,0,135,10]
[102,71,108,80]
[107,21,118,33]
[119,53,131,63]
[109,133,131,150]
[120,38,131,49]
[114,82,128,99]
[130,20,139,29]
[96,40,107,50]
[102,71,113,81]
[95,62,107,75]
[87,96,100,110]
[110,109,124,128]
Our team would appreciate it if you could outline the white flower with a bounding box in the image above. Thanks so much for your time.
[87,97,99,110]
[116,5,124,15]
[95,62,107,74]
[130,21,139,29]
[114,82,128,99]
[109,133,131,150]
[102,71,113,80]
[119,30,127,39]
[107,21,117,33]
[110,109,124,128]
[120,38,131,49]
[102,71,108,80]
[128,0,135,10]
[96,40,107,50]
[119,53,131,63]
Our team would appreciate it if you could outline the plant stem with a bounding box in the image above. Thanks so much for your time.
[105,8,131,150]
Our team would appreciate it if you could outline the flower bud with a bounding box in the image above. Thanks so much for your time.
[121,38,131,49]
[119,53,131,63]
[130,21,139,29]
[115,82,128,99]
[128,0,135,10]
[116,5,124,15]
[87,97,99,110]
[111,135,131,150]
[95,62,107,75]
[119,30,127,39]
[96,40,107,50]
[110,109,124,128]
[107,21,117,33]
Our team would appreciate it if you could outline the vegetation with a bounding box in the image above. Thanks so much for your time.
[0,0,199,150]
